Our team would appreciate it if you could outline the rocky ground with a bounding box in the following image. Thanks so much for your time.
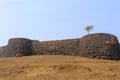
[0,55,120,80]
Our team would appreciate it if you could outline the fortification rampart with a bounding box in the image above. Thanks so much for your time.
[0,33,120,60]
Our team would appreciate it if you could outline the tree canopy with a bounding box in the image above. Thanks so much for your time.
[85,25,94,35]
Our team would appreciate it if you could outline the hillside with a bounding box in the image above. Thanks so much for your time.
[0,55,120,80]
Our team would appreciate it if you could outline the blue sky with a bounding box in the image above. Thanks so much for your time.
[0,0,120,46]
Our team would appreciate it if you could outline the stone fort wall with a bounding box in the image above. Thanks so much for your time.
[0,33,120,60]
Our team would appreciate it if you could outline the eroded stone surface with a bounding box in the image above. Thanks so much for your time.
[0,33,120,60]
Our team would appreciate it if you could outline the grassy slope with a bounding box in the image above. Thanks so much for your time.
[0,55,120,80]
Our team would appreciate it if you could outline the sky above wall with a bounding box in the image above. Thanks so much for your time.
[0,0,120,46]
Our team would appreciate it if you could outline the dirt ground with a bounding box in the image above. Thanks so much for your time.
[0,55,120,80]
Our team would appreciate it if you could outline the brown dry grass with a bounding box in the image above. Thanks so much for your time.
[0,55,120,80]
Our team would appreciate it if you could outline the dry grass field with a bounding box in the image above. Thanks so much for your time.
[0,55,120,80]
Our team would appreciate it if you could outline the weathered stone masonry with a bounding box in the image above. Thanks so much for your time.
[0,33,120,60]
[0,38,33,57]
[78,33,120,60]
